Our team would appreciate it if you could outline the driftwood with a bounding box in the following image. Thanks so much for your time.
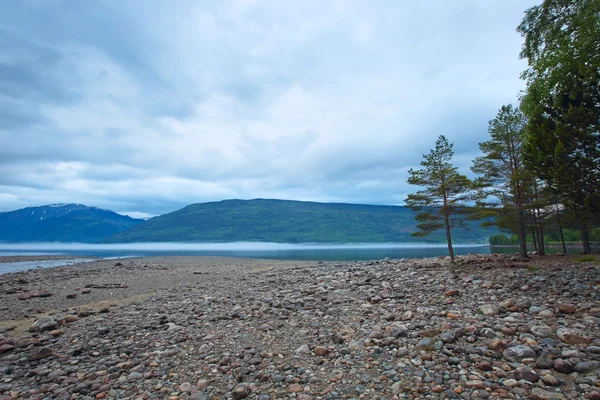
[84,283,128,289]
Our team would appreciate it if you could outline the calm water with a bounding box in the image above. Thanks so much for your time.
[0,258,96,274]
[0,242,585,272]
[0,242,495,262]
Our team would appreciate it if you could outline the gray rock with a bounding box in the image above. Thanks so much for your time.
[503,345,536,362]
[531,324,555,338]
[556,327,591,345]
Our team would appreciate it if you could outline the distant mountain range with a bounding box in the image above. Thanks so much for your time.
[0,204,142,243]
[101,199,495,244]
[0,200,496,244]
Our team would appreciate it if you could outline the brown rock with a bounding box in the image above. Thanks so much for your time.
[553,359,574,374]
[558,304,577,314]
[0,344,15,353]
[314,346,330,356]
[514,365,539,382]
[29,346,53,361]
[401,310,414,321]
[64,315,79,323]
[287,384,304,393]
[195,379,209,389]
[556,327,591,345]
[232,384,250,399]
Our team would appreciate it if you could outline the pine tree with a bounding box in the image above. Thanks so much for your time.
[472,105,530,257]
[518,0,600,254]
[405,135,473,263]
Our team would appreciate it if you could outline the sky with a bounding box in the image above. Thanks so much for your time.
[0,0,539,219]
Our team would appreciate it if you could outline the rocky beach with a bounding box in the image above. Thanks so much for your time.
[0,254,599,400]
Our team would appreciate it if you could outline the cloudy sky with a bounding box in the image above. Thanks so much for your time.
[0,0,538,218]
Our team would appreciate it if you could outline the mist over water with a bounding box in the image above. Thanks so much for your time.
[0,242,493,261]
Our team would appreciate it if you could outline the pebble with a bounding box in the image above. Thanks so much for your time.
[0,253,598,399]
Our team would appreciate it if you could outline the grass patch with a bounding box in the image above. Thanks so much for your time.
[574,256,598,262]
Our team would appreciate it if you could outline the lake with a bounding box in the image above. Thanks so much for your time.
[0,241,575,262]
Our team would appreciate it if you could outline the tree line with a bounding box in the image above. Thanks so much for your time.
[406,0,599,262]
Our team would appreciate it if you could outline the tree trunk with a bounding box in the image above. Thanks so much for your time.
[536,206,545,255]
[582,223,591,254]
[517,210,528,257]
[530,211,538,253]
[445,211,454,263]
[556,204,567,254]
[533,182,545,255]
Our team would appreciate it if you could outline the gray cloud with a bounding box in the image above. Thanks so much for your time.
[0,0,538,216]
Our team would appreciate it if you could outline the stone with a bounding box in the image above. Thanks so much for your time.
[556,327,591,345]
[0,250,597,400]
[514,366,539,382]
[287,384,304,393]
[417,337,442,351]
[0,344,15,353]
[29,347,53,361]
[541,374,559,386]
[557,304,576,314]
[64,315,79,323]
[478,305,500,316]
[400,310,414,321]
[531,325,555,338]
[232,384,250,400]
[530,388,566,400]
[30,317,58,333]
[502,379,518,388]
[314,346,330,356]
[553,359,574,374]
[538,310,556,319]
[391,381,403,394]
[195,379,209,389]
[476,361,493,371]
[295,344,310,354]
[465,380,486,389]
[440,329,459,343]
[502,345,536,362]
[574,361,598,373]
[179,382,192,392]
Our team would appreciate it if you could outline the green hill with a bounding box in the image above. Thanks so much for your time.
[101,199,495,244]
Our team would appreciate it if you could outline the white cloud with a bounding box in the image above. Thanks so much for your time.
[0,0,539,214]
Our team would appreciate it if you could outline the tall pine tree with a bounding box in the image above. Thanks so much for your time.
[406,136,473,263]
[472,105,531,257]
[518,0,600,253]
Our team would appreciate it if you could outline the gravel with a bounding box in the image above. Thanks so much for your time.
[0,253,599,399]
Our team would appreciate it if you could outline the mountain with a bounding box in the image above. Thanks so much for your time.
[0,204,143,243]
[101,199,495,244]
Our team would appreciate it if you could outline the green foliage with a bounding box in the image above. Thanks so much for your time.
[574,256,598,263]
[490,227,600,246]
[101,199,496,244]
[405,135,475,261]
[489,234,519,246]
[527,265,538,273]
[472,104,531,256]
[518,0,600,119]
[518,0,600,253]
